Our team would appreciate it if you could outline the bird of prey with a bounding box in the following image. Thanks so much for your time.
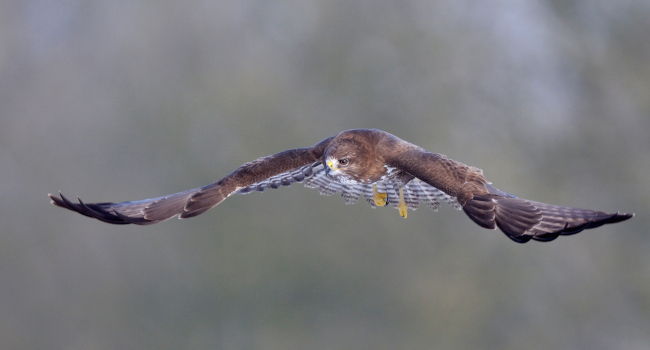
[49,128,633,243]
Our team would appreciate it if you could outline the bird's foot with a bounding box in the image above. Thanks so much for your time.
[372,184,388,207]
[398,187,408,219]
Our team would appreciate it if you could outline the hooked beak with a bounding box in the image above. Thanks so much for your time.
[326,158,338,171]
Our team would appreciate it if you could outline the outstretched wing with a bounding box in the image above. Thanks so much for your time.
[462,193,633,243]
[388,148,633,243]
[49,188,201,225]
[49,137,333,225]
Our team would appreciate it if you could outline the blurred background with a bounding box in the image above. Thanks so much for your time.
[1,0,649,349]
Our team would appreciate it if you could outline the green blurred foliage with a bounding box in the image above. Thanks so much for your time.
[1,1,649,349]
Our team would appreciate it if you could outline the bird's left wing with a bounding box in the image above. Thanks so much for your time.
[49,137,333,225]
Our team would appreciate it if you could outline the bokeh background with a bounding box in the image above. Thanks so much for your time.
[2,1,649,349]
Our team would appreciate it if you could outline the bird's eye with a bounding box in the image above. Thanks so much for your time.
[338,158,350,166]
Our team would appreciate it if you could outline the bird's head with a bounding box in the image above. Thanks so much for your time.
[324,130,385,184]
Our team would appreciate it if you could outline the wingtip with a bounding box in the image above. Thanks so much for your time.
[48,192,64,207]
[584,210,632,232]
[613,211,634,222]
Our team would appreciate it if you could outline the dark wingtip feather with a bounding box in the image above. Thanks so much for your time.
[463,190,635,244]
[48,193,59,206]
[529,211,633,242]
[48,192,134,225]
[49,192,71,209]
[607,212,634,224]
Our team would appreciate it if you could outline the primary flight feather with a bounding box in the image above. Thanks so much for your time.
[49,128,633,243]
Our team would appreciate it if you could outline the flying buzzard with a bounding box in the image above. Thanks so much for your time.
[49,129,633,243]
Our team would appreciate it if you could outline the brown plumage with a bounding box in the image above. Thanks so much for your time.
[49,128,633,243]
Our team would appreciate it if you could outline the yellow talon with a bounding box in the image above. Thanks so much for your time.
[398,187,408,219]
[372,184,388,207]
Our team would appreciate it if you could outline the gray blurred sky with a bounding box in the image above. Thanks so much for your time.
[1,1,649,349]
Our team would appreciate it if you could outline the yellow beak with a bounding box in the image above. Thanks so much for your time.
[326,159,337,171]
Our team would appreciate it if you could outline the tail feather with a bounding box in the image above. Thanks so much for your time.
[462,192,633,243]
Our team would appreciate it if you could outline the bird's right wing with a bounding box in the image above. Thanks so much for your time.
[49,137,333,225]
